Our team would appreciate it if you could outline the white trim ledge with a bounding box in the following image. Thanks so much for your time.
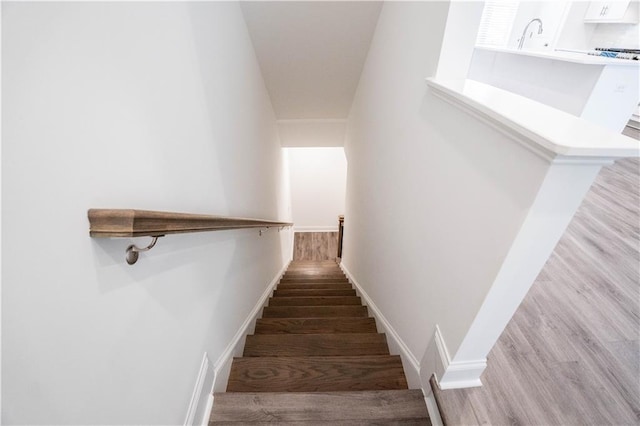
[477,46,640,67]
[184,353,214,426]
[425,394,445,426]
[434,325,486,390]
[340,263,421,388]
[426,78,639,162]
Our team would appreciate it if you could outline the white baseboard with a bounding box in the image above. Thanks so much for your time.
[433,325,485,389]
[340,263,421,388]
[425,394,444,426]
[184,352,215,426]
[294,226,338,233]
[211,260,290,393]
[200,394,214,426]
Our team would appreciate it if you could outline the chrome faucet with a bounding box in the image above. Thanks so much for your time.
[518,18,543,50]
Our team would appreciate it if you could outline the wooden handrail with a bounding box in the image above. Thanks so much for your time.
[337,215,344,259]
[88,209,292,238]
[88,209,293,264]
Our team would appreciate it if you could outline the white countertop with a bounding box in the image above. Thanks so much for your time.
[475,46,640,67]
[425,78,639,159]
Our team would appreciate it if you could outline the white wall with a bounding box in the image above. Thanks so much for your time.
[507,1,571,51]
[2,3,291,424]
[278,120,347,147]
[287,148,347,231]
[342,0,553,385]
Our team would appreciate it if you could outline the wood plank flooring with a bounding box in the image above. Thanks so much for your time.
[622,122,639,140]
[226,356,408,392]
[254,317,378,334]
[432,158,640,425]
[212,261,430,424]
[212,390,428,424]
[293,232,339,261]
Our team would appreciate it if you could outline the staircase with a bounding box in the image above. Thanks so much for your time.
[210,260,431,424]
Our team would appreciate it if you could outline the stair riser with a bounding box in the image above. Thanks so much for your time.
[269,297,361,306]
[243,334,389,357]
[282,274,345,278]
[277,283,353,290]
[262,306,368,318]
[280,279,348,284]
[254,318,378,334]
[273,289,357,297]
[227,356,408,392]
[211,390,429,423]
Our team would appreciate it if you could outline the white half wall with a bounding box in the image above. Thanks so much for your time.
[342,0,552,391]
[2,3,292,424]
[287,147,347,232]
[344,0,625,393]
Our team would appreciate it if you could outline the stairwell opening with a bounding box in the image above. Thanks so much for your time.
[285,147,348,261]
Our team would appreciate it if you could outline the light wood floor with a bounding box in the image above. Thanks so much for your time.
[293,232,339,261]
[433,157,640,425]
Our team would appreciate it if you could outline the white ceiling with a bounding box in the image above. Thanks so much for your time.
[241,1,383,119]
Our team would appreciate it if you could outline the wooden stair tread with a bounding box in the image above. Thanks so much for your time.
[243,333,389,357]
[212,420,429,425]
[255,318,377,334]
[282,273,345,278]
[269,296,361,306]
[277,283,353,290]
[263,305,368,318]
[210,390,429,424]
[215,261,421,422]
[281,276,346,280]
[227,355,408,392]
[273,288,357,297]
[280,278,349,283]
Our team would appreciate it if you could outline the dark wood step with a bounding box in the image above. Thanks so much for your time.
[243,334,389,357]
[227,355,408,392]
[273,288,357,297]
[277,283,353,290]
[210,390,430,424]
[284,267,343,272]
[286,264,341,270]
[263,305,368,318]
[269,296,361,306]
[280,277,348,283]
[282,272,345,277]
[255,318,378,334]
[211,420,430,425]
[284,272,343,277]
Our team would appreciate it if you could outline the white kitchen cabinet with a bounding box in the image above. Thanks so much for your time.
[584,1,637,23]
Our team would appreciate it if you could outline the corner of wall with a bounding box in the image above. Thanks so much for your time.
[187,260,290,425]
[339,263,421,388]
[183,353,214,426]
[425,325,485,390]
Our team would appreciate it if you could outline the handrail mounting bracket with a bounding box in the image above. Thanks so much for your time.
[126,236,163,265]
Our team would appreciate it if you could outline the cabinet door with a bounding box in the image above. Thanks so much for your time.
[603,1,631,19]
[585,1,609,20]
[584,1,632,22]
